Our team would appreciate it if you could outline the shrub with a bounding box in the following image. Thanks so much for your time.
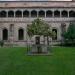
[63,22,75,46]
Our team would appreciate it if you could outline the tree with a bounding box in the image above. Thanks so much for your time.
[27,18,51,35]
[27,18,51,53]
[64,22,75,46]
[27,18,51,42]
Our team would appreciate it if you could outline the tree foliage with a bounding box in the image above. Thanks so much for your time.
[64,22,75,46]
[27,18,51,37]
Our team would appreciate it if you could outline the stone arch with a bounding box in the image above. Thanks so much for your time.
[0,11,7,17]
[2,28,8,40]
[52,28,57,40]
[15,10,22,17]
[61,10,68,17]
[38,10,45,17]
[54,10,60,17]
[31,10,37,17]
[46,10,52,17]
[8,10,14,17]
[18,28,24,40]
[23,10,29,17]
[69,10,75,17]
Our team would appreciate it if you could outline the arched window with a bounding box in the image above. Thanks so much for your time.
[31,10,37,17]
[15,10,22,17]
[52,29,57,40]
[54,10,60,17]
[61,10,68,17]
[46,10,52,17]
[8,11,14,17]
[2,28,8,40]
[23,10,29,17]
[0,11,7,17]
[18,28,24,40]
[69,11,75,17]
[38,10,45,17]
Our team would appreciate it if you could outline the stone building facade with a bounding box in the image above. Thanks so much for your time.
[0,0,75,46]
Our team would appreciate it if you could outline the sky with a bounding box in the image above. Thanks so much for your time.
[0,0,72,1]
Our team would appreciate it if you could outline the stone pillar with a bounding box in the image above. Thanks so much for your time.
[37,11,39,17]
[9,24,14,43]
[60,11,61,17]
[6,11,8,17]
[22,10,23,17]
[68,11,69,18]
[53,10,54,17]
[14,11,16,17]
[45,11,46,18]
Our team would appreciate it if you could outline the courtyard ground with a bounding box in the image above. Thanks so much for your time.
[0,47,75,75]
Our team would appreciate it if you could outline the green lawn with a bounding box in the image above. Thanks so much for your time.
[0,47,75,75]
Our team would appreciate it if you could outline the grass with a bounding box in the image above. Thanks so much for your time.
[0,47,75,75]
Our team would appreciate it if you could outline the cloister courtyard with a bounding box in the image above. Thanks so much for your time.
[0,47,75,75]
[0,0,75,75]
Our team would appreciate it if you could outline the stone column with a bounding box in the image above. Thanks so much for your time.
[9,24,14,45]
[37,11,39,17]
[53,10,54,17]
[14,11,16,17]
[7,10,8,17]
[45,11,46,18]
[22,10,23,18]
[68,10,69,18]
[60,11,61,17]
